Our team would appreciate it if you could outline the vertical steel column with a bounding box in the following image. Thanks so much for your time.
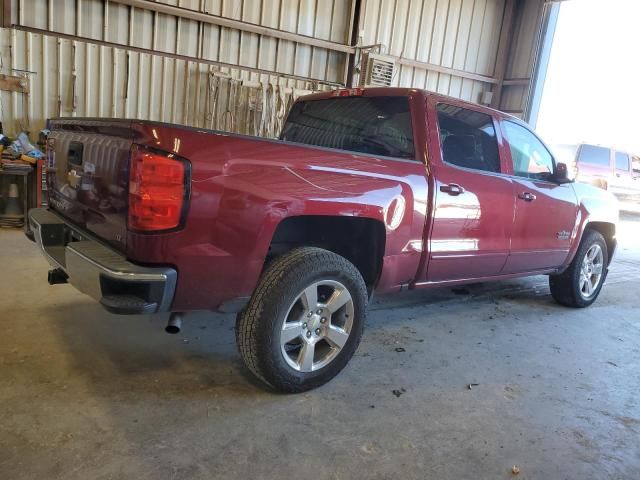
[490,0,519,109]
[2,0,12,28]
[526,1,561,126]
[345,0,362,87]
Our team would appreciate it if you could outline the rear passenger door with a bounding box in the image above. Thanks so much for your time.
[500,120,579,273]
[421,101,514,283]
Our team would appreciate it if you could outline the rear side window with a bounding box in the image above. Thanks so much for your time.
[578,145,610,166]
[436,104,500,173]
[281,96,415,159]
[615,152,630,171]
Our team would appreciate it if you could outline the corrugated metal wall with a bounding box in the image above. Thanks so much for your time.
[0,0,545,138]
[11,0,352,84]
[359,0,503,102]
[357,0,544,114]
[0,27,318,137]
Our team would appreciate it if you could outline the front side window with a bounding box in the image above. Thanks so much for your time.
[436,104,500,173]
[577,144,611,167]
[503,121,554,180]
[615,152,630,171]
[281,96,415,159]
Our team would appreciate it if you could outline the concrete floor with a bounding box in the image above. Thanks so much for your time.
[1,215,639,480]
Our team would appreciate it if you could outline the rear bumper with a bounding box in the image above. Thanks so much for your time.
[28,208,177,315]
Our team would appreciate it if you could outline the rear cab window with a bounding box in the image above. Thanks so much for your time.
[281,96,415,160]
[435,103,501,173]
[577,145,611,167]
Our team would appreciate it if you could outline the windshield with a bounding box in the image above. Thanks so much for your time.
[281,96,415,159]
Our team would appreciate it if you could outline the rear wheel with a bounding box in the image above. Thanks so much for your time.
[236,247,367,393]
[549,230,608,308]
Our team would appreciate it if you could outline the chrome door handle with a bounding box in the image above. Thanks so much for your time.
[440,183,465,196]
[518,192,536,202]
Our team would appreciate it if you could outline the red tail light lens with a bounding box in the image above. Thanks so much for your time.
[128,146,187,231]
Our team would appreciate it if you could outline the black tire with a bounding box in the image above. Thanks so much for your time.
[549,229,608,308]
[236,247,368,393]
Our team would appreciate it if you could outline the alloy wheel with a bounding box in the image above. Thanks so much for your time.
[579,244,604,299]
[280,280,354,372]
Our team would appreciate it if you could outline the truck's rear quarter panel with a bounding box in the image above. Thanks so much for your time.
[127,122,429,311]
[47,115,430,312]
[44,87,432,312]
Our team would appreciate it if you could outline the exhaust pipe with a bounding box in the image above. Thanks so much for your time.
[48,268,68,285]
[165,312,183,334]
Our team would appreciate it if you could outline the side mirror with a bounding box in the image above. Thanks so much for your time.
[554,162,573,184]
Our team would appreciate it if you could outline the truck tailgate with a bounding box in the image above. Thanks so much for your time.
[46,119,134,251]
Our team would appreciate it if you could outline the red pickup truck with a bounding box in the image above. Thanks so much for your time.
[29,88,618,392]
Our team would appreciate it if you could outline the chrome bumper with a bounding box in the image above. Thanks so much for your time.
[28,208,177,314]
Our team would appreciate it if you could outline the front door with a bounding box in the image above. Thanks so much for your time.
[421,101,514,283]
[500,120,579,273]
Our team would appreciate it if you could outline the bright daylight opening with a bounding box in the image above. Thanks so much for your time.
[537,0,640,243]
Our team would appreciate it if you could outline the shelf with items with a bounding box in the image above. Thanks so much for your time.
[0,129,41,230]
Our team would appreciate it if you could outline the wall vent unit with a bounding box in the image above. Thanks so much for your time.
[359,52,395,87]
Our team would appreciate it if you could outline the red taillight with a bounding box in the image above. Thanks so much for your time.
[128,147,187,232]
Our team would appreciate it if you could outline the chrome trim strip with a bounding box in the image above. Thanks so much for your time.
[414,268,558,287]
[66,243,169,283]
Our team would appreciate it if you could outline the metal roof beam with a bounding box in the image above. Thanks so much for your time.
[108,0,356,55]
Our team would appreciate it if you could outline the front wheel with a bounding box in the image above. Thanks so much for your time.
[549,230,608,308]
[236,247,368,393]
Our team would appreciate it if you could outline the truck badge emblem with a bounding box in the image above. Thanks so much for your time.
[557,230,570,240]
